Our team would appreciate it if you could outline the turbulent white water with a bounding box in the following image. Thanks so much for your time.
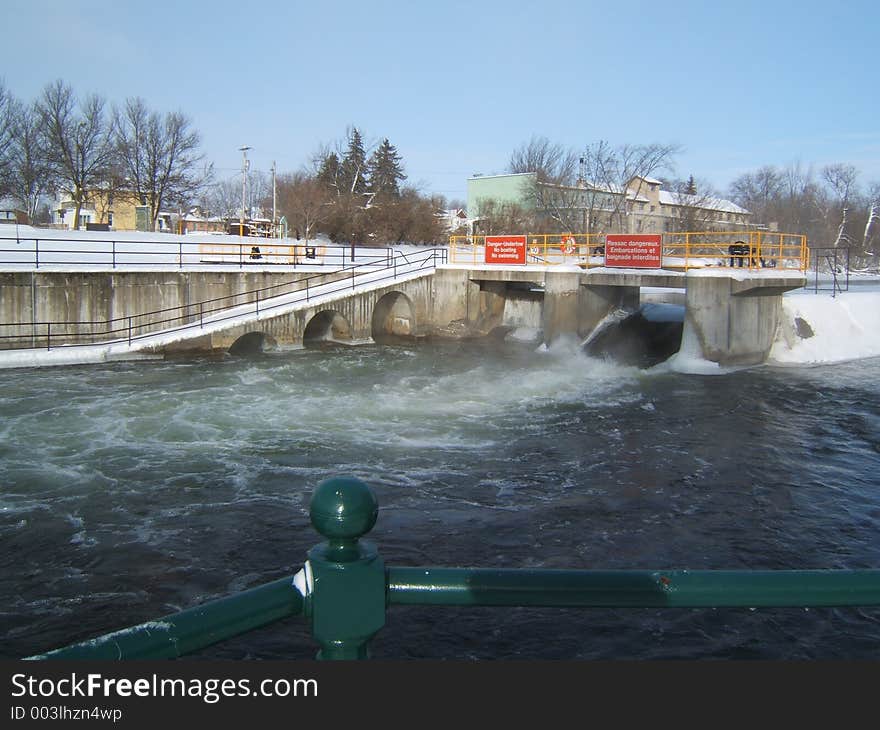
[2,334,880,659]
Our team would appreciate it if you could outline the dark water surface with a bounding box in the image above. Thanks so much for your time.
[1,341,879,659]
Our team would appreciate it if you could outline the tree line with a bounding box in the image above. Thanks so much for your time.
[0,79,206,231]
[276,126,447,245]
[0,79,448,243]
[729,163,880,266]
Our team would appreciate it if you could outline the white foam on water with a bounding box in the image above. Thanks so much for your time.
[660,321,723,375]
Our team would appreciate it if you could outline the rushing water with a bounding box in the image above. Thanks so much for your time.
[1,340,879,660]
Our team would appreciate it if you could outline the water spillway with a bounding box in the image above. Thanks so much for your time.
[583,303,685,368]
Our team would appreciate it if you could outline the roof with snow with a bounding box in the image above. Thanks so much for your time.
[658,191,750,214]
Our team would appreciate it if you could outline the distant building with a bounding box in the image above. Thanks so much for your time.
[52,188,175,232]
[180,210,227,235]
[0,207,29,225]
[52,194,99,230]
[435,208,470,234]
[466,172,752,234]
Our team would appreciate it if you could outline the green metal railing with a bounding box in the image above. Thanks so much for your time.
[29,477,880,660]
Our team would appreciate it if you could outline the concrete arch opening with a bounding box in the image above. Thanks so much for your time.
[371,292,415,343]
[228,331,278,355]
[303,310,353,347]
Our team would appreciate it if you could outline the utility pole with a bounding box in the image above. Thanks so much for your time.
[239,145,251,237]
[271,160,277,238]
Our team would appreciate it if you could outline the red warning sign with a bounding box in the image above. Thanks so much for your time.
[485,235,527,265]
[605,234,662,268]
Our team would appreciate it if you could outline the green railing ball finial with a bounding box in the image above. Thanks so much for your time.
[307,477,385,659]
[310,477,378,546]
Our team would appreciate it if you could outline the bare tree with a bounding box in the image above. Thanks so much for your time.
[247,169,270,216]
[509,135,578,184]
[4,99,53,220]
[37,80,116,229]
[822,163,858,207]
[575,140,620,233]
[114,97,206,231]
[276,171,332,242]
[0,80,13,196]
[729,166,784,222]
[605,142,681,231]
[864,182,880,255]
[509,137,605,232]
[200,176,241,219]
[573,140,681,232]
[820,163,859,247]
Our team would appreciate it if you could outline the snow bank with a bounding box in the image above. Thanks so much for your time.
[768,291,880,365]
[659,289,880,374]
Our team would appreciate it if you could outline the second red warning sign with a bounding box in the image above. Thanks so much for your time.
[604,234,662,268]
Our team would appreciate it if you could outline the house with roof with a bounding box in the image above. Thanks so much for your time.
[435,207,470,234]
[625,176,751,233]
[51,187,177,232]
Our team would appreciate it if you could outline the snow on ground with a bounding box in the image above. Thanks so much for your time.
[768,290,880,365]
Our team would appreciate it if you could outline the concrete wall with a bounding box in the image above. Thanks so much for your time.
[0,270,347,343]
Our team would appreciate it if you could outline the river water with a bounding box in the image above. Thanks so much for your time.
[1,340,879,660]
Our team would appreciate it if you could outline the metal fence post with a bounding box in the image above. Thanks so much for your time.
[303,477,385,660]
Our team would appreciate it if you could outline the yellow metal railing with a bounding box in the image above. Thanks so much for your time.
[448,231,809,271]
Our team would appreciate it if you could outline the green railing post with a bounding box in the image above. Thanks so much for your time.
[304,477,385,660]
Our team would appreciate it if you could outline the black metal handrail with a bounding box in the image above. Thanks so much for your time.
[0,247,448,351]
[0,233,394,270]
[809,246,850,297]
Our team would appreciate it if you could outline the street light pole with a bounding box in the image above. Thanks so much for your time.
[271,160,277,238]
[239,145,251,237]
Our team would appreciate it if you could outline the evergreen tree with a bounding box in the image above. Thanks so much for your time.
[368,138,406,198]
[316,152,340,193]
[685,175,697,196]
[339,127,367,195]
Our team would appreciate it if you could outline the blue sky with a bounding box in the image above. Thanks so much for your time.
[2,0,878,203]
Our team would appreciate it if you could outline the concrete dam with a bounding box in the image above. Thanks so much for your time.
[0,252,806,369]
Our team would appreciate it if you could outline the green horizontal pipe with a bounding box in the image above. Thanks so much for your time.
[386,568,880,608]
[28,575,304,660]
